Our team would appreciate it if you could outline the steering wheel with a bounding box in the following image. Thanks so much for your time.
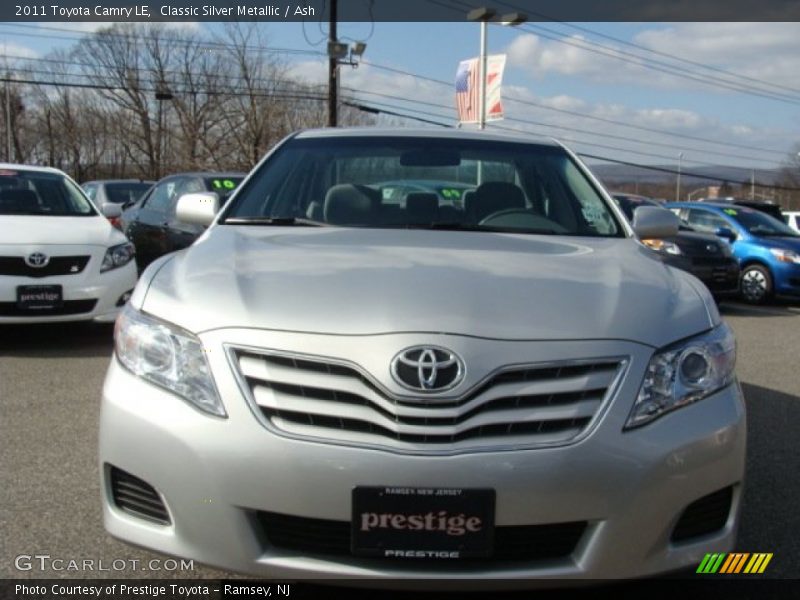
[478,208,568,233]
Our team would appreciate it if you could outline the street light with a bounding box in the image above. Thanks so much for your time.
[467,6,527,130]
[675,152,684,202]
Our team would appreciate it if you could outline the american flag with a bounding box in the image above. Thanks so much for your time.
[455,58,479,123]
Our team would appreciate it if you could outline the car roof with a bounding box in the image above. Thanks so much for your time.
[0,162,67,176]
[83,179,155,185]
[157,171,247,178]
[293,127,562,147]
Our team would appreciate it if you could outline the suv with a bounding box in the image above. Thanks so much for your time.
[100,130,744,583]
[668,201,800,303]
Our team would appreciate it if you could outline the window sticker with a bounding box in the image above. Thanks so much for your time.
[211,179,238,190]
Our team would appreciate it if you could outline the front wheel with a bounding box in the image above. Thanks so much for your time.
[740,264,773,304]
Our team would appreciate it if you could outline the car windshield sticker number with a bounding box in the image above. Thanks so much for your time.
[440,188,462,200]
[724,209,738,216]
[212,179,238,190]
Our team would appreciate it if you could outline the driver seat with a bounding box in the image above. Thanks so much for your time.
[470,181,525,224]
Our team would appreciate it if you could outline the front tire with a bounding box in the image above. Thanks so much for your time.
[740,264,773,304]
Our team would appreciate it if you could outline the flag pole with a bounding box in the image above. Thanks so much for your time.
[478,19,487,131]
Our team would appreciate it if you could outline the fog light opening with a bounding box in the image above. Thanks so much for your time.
[116,290,134,307]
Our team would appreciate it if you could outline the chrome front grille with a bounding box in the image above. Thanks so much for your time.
[231,348,625,454]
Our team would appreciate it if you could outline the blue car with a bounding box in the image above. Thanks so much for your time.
[667,202,800,303]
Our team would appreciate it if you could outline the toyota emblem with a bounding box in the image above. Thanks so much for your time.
[391,346,465,392]
[25,252,50,268]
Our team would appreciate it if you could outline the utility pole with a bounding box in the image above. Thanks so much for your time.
[675,152,683,202]
[751,169,755,200]
[4,72,11,162]
[327,0,338,127]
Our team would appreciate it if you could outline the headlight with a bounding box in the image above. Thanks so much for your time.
[769,248,800,264]
[101,242,135,272]
[642,239,681,255]
[625,323,736,430]
[114,305,226,417]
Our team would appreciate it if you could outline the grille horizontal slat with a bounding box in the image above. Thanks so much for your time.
[233,348,623,452]
[254,385,602,435]
[257,511,587,562]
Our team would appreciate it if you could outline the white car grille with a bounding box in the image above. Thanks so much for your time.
[230,348,626,454]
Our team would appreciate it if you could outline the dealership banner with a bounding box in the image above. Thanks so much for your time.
[455,54,506,124]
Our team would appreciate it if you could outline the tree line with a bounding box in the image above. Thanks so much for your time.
[1,23,373,182]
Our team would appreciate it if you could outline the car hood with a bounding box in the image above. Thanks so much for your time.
[0,215,125,247]
[750,234,800,252]
[138,227,715,347]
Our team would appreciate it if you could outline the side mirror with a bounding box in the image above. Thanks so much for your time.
[632,206,680,239]
[176,192,220,227]
[715,227,737,242]
[101,203,122,219]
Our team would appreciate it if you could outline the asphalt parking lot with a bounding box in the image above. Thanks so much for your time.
[1,300,799,581]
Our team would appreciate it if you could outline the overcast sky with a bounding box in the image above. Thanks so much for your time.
[1,21,798,171]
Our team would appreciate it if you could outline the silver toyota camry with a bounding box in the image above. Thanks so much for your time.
[99,129,745,585]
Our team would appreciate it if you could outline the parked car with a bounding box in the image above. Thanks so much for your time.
[784,210,800,233]
[120,172,244,271]
[0,163,137,323]
[100,129,744,583]
[697,197,785,222]
[668,201,800,303]
[613,193,739,297]
[82,179,154,229]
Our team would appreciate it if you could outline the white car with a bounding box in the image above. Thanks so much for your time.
[785,210,800,233]
[0,163,137,323]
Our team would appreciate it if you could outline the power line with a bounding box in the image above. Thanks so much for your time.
[433,0,800,105]
[342,86,783,166]
[357,59,791,159]
[2,22,792,158]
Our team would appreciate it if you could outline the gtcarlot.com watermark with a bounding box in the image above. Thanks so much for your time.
[14,554,194,572]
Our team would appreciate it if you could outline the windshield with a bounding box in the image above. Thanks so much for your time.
[105,182,152,205]
[223,136,623,237]
[724,206,798,237]
[0,169,96,216]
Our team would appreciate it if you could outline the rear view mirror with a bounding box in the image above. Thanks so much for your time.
[400,149,461,167]
[176,192,220,227]
[632,206,680,239]
[716,227,737,242]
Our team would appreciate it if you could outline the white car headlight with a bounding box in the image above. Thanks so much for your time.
[769,248,800,264]
[625,323,736,430]
[101,242,135,272]
[642,239,681,255]
[114,305,226,417]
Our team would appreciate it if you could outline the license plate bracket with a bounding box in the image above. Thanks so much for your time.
[351,486,495,559]
[16,285,63,310]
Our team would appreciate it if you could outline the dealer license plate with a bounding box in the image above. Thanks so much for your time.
[351,486,495,559]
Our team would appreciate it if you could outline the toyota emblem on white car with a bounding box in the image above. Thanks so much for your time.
[391,346,465,392]
[25,252,50,268]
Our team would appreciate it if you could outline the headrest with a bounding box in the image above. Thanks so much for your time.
[473,181,525,223]
[323,184,379,225]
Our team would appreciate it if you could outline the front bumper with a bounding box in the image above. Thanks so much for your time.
[99,331,746,586]
[664,255,739,294]
[0,261,136,323]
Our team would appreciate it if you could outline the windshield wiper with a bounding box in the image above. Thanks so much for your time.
[222,216,325,226]
[404,222,561,235]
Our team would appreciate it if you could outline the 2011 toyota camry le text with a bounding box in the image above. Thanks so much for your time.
[99,129,745,586]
